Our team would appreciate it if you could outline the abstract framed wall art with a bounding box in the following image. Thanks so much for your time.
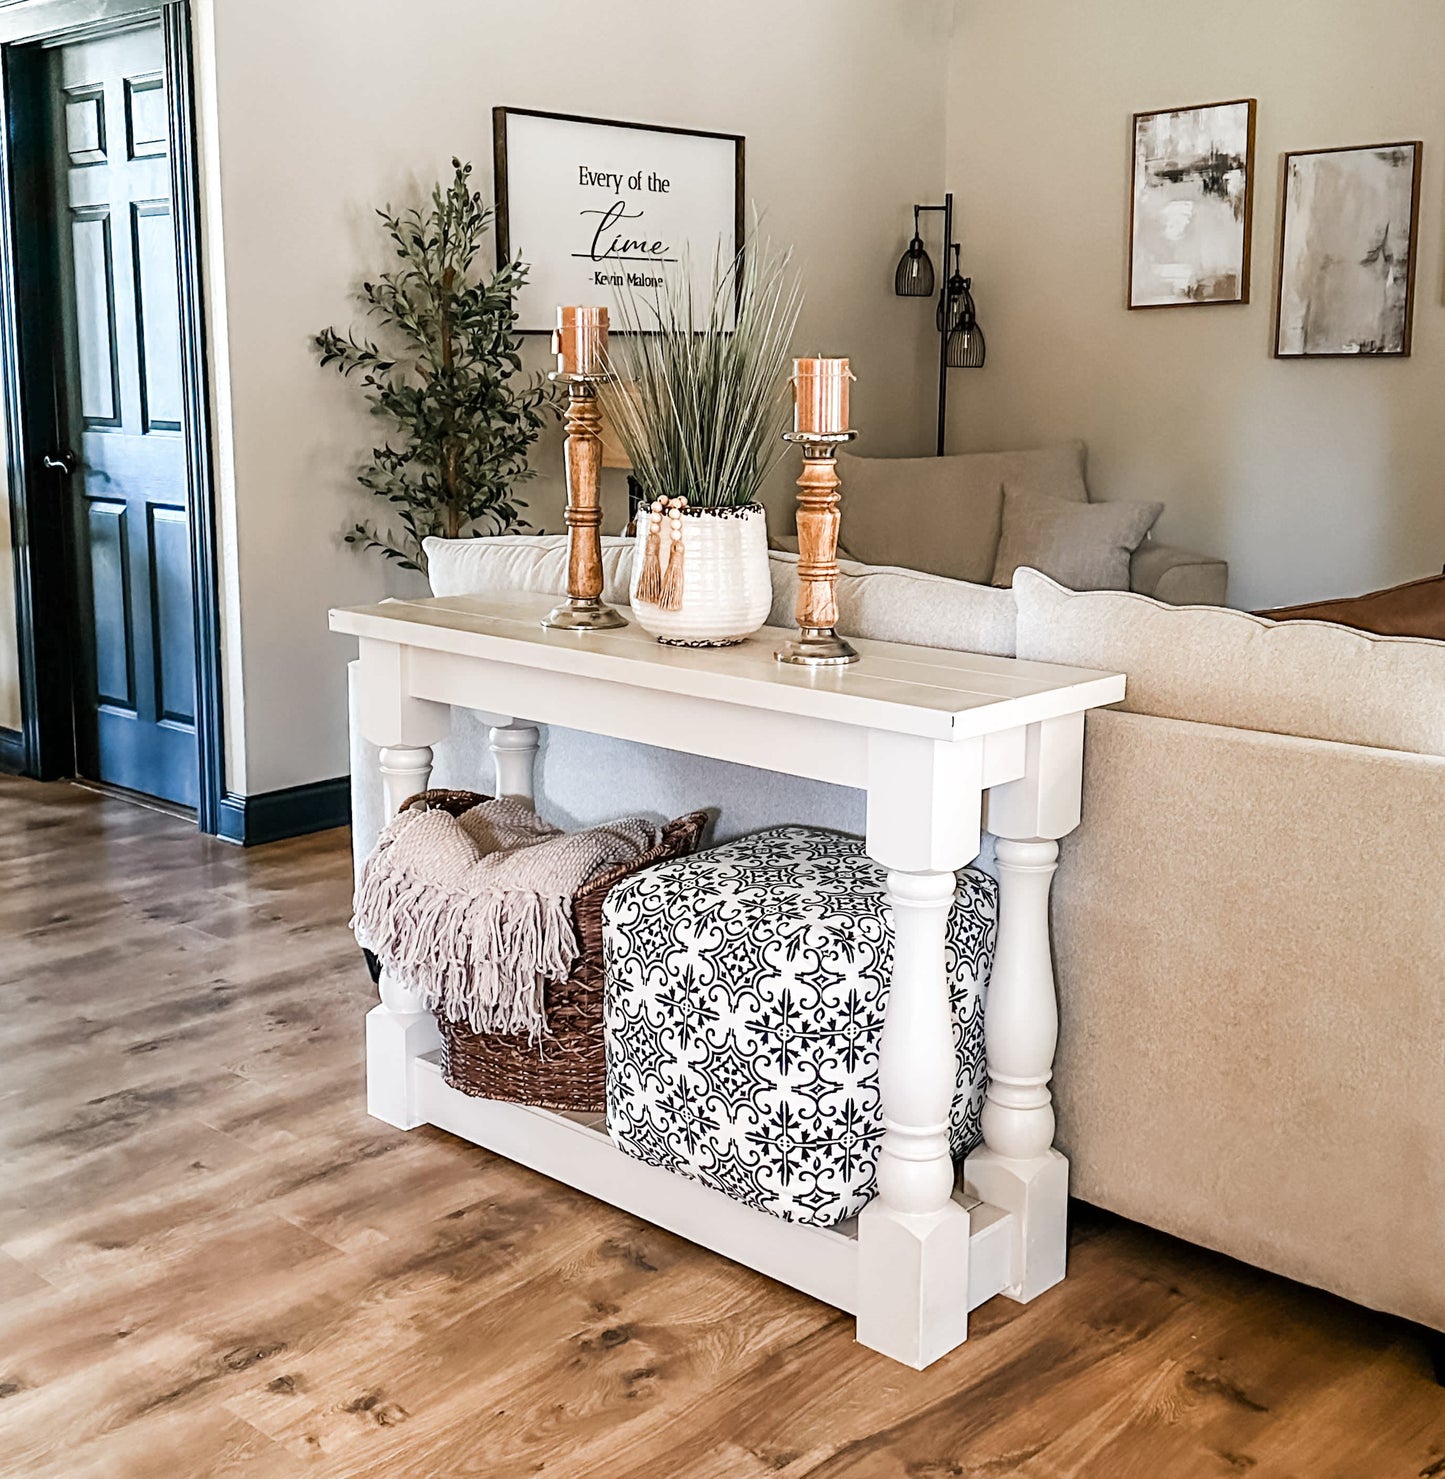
[1274,141,1422,358]
[1129,98,1256,309]
[493,107,744,332]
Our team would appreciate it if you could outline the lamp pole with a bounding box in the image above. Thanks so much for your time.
[936,192,953,456]
[905,193,955,456]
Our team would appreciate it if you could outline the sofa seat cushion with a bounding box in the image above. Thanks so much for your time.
[836,441,1087,585]
[1258,572,1445,642]
[991,489,1162,590]
[1013,568,1445,757]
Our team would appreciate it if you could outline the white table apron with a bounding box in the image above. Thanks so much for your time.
[331,591,1126,1371]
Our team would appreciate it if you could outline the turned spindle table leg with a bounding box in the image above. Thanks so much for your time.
[367,743,442,1129]
[857,866,974,1366]
[488,722,540,804]
[963,836,1068,1301]
[964,713,1084,1303]
[379,743,434,817]
[857,731,983,1367]
[980,839,1061,1161]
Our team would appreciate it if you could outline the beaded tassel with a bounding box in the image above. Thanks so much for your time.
[636,498,686,610]
[634,499,667,605]
[657,500,685,611]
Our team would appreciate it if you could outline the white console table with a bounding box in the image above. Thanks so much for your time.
[331,591,1125,1370]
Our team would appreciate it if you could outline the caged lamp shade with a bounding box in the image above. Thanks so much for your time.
[945,278,986,368]
[894,207,935,297]
[937,244,966,331]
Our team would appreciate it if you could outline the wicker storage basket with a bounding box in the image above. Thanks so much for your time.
[382,789,707,1113]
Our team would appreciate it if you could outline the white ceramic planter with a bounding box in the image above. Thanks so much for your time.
[630,503,772,646]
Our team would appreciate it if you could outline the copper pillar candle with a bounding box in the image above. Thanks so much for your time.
[792,356,852,436]
[542,306,626,632]
[552,304,609,377]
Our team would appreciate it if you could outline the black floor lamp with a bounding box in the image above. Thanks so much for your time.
[893,193,985,455]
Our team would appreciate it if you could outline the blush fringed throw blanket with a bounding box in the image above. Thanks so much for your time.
[353,798,657,1039]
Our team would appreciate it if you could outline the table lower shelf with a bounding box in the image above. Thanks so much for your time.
[412,1050,1015,1317]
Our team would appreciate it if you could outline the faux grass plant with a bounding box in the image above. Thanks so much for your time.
[600,236,803,510]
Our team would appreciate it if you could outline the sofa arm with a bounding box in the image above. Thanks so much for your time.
[1130,541,1228,606]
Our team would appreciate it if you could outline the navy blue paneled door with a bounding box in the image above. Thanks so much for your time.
[47,22,196,807]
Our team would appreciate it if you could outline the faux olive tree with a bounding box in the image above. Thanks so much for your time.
[315,159,553,572]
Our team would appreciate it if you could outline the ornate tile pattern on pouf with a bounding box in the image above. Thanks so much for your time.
[602,826,998,1226]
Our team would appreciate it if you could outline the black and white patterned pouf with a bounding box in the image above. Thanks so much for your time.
[602,826,998,1226]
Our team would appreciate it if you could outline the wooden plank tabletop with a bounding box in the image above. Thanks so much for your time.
[330,591,1126,741]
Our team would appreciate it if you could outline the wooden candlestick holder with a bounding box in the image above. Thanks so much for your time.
[775,429,859,667]
[541,373,626,632]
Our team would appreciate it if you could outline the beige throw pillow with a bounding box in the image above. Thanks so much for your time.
[991,488,1162,590]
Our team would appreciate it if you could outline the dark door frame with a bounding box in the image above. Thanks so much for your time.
[0,0,223,831]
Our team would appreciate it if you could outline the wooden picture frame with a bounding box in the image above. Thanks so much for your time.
[1129,98,1256,310]
[493,107,745,333]
[1274,141,1422,358]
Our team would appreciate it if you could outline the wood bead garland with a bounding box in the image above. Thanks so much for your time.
[635,497,687,610]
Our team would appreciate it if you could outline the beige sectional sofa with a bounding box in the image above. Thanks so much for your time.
[349,537,1444,1340]
[1012,571,1445,1336]
[825,441,1229,606]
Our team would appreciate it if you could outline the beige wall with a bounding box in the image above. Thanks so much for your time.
[946,0,1445,611]
[13,3,1442,774]
[197,0,951,794]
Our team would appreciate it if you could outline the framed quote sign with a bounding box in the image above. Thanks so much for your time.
[493,107,745,332]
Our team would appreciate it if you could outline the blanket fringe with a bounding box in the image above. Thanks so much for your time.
[352,798,654,1044]
[352,863,577,1041]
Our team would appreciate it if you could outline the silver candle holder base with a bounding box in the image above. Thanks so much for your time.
[541,595,627,632]
[775,626,859,667]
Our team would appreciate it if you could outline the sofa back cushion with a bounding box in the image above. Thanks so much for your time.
[837,441,1088,585]
[768,551,1017,657]
[1013,568,1445,757]
[425,534,635,604]
[426,536,1019,658]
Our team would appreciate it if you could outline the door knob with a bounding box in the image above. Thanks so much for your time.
[42,451,76,475]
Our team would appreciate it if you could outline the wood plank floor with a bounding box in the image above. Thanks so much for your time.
[1,775,1441,1479]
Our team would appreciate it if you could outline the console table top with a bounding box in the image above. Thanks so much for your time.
[330,590,1125,743]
